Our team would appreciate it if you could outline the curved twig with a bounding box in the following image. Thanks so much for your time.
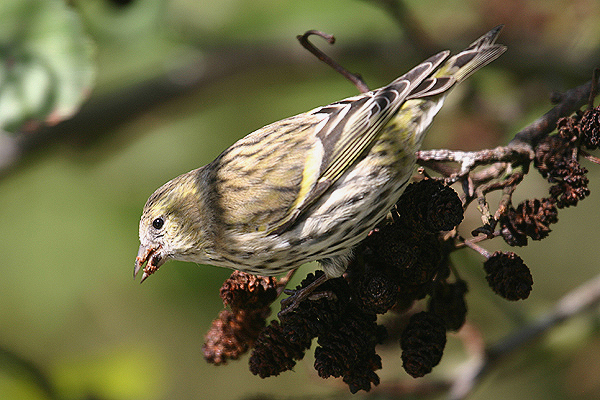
[297,30,370,93]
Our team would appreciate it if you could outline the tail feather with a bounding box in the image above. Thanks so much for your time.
[406,25,506,100]
[437,24,506,82]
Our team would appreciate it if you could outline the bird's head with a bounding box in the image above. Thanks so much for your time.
[134,169,213,282]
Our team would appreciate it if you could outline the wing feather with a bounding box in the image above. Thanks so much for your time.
[268,51,450,234]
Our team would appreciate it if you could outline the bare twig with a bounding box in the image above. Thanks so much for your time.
[475,171,523,224]
[470,162,512,184]
[455,231,501,251]
[460,237,492,259]
[581,150,600,165]
[373,379,451,397]
[297,30,370,93]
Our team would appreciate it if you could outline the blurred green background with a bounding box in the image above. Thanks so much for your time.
[1,0,600,399]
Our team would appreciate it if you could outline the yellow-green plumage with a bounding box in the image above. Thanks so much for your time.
[135,27,506,300]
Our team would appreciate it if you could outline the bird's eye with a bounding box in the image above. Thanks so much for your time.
[152,217,164,230]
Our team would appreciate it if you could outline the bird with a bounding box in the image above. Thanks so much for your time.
[135,26,506,313]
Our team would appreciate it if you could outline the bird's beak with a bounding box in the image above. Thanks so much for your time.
[134,243,166,283]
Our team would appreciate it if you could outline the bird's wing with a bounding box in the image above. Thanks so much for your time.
[214,27,505,235]
[214,52,448,234]
[263,50,450,234]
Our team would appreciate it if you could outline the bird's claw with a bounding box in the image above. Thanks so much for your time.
[278,289,337,317]
[278,272,331,318]
[278,291,302,317]
[307,290,336,302]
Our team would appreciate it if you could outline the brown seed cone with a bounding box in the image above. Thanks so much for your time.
[400,311,447,378]
[249,320,310,377]
[500,198,558,245]
[534,135,570,178]
[314,305,386,393]
[580,106,600,150]
[483,251,533,301]
[203,308,270,365]
[395,179,464,233]
[428,280,469,332]
[220,270,278,311]
[204,271,278,365]
[548,160,590,208]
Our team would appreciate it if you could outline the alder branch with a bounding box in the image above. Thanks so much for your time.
[511,74,600,147]
[418,75,600,172]
[415,72,599,240]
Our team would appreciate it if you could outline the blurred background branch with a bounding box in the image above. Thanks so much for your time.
[449,271,600,400]
[0,346,59,400]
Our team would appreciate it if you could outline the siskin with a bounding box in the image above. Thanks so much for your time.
[135,26,506,311]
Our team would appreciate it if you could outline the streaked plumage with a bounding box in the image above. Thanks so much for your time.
[135,27,506,304]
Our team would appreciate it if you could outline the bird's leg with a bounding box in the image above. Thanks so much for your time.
[278,272,332,317]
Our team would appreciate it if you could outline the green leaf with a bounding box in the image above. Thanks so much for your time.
[0,0,95,132]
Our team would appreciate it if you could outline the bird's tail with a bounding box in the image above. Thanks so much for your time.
[406,25,506,100]
[436,25,506,83]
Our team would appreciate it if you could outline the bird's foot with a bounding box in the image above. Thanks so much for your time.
[277,273,332,317]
